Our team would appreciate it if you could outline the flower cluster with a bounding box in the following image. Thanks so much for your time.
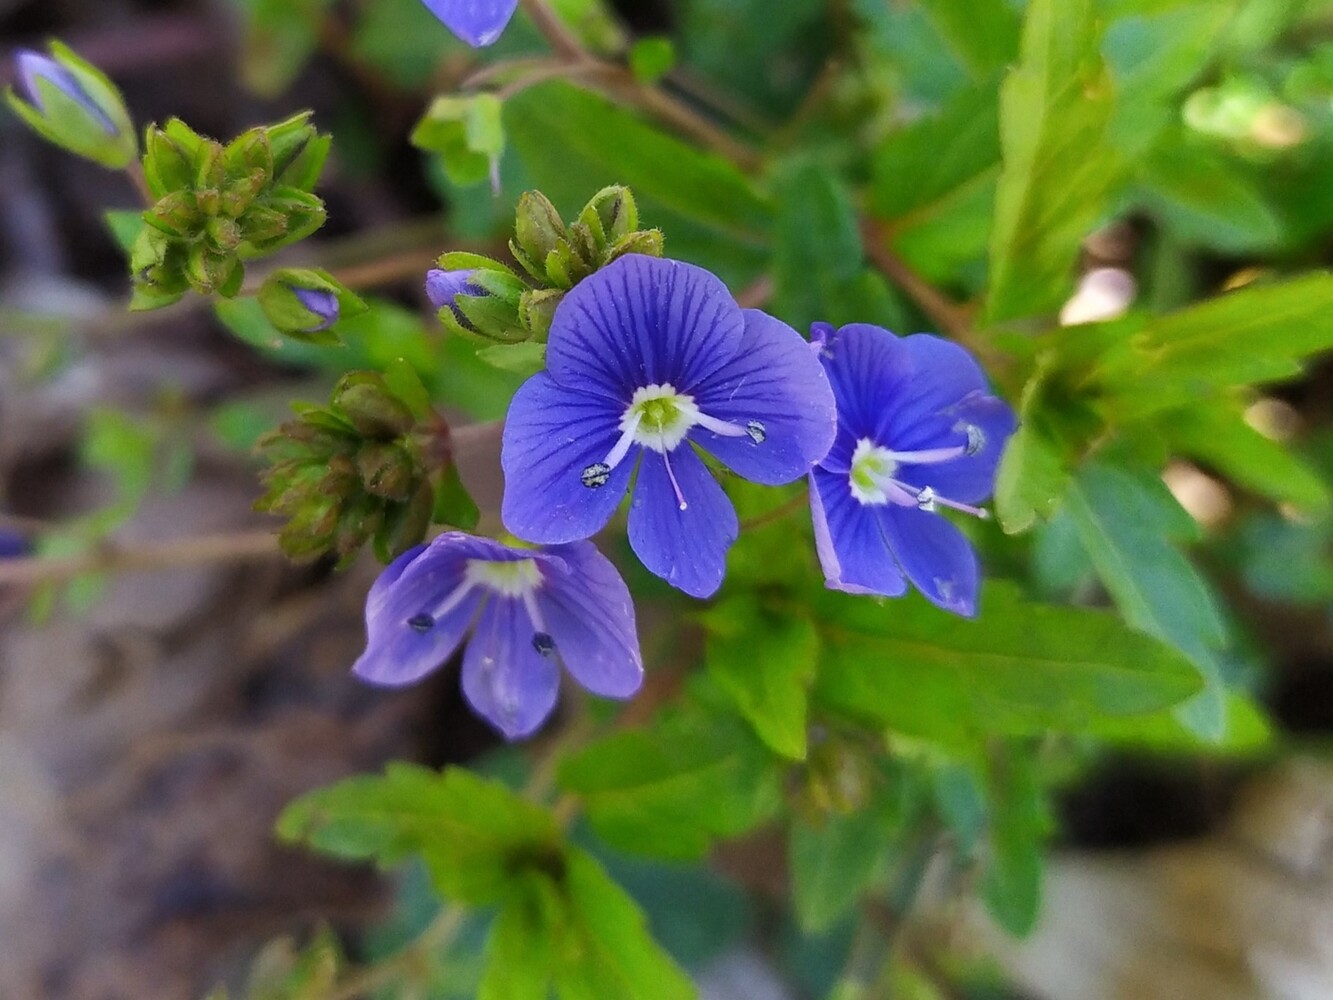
[351,245,1015,738]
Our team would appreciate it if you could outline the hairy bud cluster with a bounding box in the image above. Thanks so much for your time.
[131,112,330,309]
[256,372,438,566]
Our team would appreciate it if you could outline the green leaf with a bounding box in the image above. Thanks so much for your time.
[1089,690,1272,755]
[552,850,696,1000]
[1104,2,1239,158]
[703,595,819,760]
[478,887,556,1000]
[559,691,783,860]
[918,0,1020,78]
[994,368,1073,533]
[1097,275,1333,416]
[871,84,1000,221]
[980,750,1046,937]
[1158,401,1330,514]
[504,81,769,285]
[1136,137,1282,254]
[789,780,912,932]
[276,764,560,906]
[433,460,481,531]
[1064,461,1230,738]
[476,341,548,377]
[412,94,506,188]
[103,209,145,255]
[986,0,1121,322]
[811,583,1203,746]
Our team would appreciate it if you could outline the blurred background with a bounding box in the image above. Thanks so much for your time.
[1,1,1332,998]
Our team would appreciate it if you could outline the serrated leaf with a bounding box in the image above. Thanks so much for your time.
[704,595,819,760]
[558,693,783,860]
[1097,275,1333,416]
[277,764,559,905]
[986,0,1122,322]
[811,583,1203,746]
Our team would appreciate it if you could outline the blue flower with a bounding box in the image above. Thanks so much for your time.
[809,323,1015,617]
[501,254,837,598]
[353,532,642,739]
[0,529,28,560]
[420,0,519,47]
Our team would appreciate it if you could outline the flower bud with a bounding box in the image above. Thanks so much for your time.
[258,268,366,343]
[6,43,136,168]
[332,374,416,439]
[356,441,417,502]
[425,267,487,326]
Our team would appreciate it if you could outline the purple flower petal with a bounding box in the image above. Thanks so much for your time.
[421,0,520,47]
[501,372,636,543]
[814,323,909,442]
[690,309,837,484]
[14,50,118,133]
[880,505,979,617]
[462,596,561,739]
[809,468,907,597]
[545,255,745,402]
[898,392,1017,504]
[537,542,643,698]
[875,334,991,447]
[628,448,738,598]
[353,542,484,687]
[292,286,339,331]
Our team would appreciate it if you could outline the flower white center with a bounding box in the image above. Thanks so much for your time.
[845,435,989,519]
[580,382,768,508]
[464,558,542,597]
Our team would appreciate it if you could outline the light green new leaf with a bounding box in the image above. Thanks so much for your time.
[478,886,557,1000]
[553,850,696,1000]
[704,595,819,760]
[811,584,1203,746]
[1097,275,1333,416]
[1064,461,1230,738]
[558,693,783,860]
[276,764,559,906]
[987,0,1122,323]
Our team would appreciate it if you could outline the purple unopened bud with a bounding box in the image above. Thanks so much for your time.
[426,268,487,325]
[292,286,340,332]
[14,50,117,134]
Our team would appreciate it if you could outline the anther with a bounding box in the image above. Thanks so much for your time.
[407,613,435,632]
[745,420,767,444]
[963,423,985,456]
[581,462,611,489]
[532,632,556,657]
[916,486,937,512]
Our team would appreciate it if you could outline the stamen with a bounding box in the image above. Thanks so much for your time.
[881,444,967,465]
[745,420,767,444]
[532,632,556,657]
[892,480,988,518]
[694,412,750,439]
[661,452,688,511]
[405,577,478,632]
[583,410,644,488]
[961,423,985,456]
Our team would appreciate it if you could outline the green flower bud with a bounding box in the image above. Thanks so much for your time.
[257,268,367,344]
[511,190,567,281]
[5,42,137,168]
[332,374,416,439]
